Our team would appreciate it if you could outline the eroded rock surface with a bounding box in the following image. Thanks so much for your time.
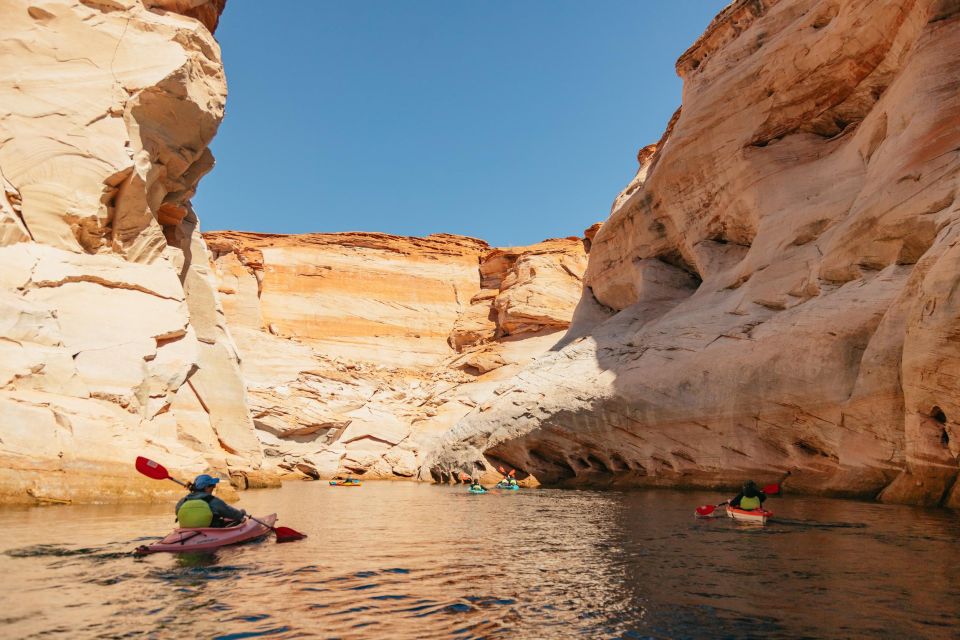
[0,0,269,504]
[429,0,960,507]
[204,231,588,480]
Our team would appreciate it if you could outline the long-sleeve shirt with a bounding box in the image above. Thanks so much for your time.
[175,491,244,526]
[729,491,767,508]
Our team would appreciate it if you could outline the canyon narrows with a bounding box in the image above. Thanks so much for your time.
[202,230,589,482]
[1,0,958,508]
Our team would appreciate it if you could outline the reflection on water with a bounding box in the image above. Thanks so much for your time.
[1,482,959,639]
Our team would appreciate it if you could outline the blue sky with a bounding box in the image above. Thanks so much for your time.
[194,1,729,247]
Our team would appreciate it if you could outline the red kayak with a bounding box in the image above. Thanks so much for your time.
[726,505,773,524]
[135,514,277,554]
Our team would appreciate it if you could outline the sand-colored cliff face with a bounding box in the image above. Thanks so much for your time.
[0,0,267,504]
[430,0,960,507]
[204,231,588,480]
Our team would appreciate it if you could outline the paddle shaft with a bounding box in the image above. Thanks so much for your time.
[248,514,279,533]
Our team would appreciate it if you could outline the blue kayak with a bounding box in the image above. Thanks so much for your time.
[468,488,487,494]
[495,484,519,490]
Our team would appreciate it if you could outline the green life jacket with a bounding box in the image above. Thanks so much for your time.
[177,496,214,528]
[739,495,761,511]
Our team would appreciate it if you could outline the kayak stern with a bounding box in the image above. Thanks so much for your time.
[726,506,772,524]
[136,513,277,554]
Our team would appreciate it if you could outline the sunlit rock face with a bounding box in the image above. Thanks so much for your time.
[204,231,588,480]
[429,0,960,506]
[0,0,269,504]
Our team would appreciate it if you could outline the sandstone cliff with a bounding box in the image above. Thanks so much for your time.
[203,231,588,480]
[429,0,960,507]
[0,0,265,504]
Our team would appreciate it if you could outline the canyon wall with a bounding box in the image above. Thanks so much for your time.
[0,0,590,499]
[204,231,588,480]
[0,0,265,504]
[429,0,960,507]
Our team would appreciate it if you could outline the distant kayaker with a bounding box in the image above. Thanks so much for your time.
[729,480,767,511]
[508,477,518,487]
[175,474,246,528]
[470,478,485,492]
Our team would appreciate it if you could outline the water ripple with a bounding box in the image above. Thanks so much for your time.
[0,484,958,639]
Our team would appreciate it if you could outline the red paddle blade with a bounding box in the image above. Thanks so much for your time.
[695,504,717,517]
[135,456,169,481]
[458,472,471,482]
[508,469,516,477]
[498,466,506,474]
[762,483,781,495]
[274,526,307,543]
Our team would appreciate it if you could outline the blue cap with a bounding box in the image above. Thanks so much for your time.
[193,474,220,490]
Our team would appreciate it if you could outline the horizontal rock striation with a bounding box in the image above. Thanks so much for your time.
[428,0,960,506]
[204,231,589,480]
[0,0,271,504]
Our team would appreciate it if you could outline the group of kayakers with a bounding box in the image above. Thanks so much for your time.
[468,477,518,492]
[172,471,772,530]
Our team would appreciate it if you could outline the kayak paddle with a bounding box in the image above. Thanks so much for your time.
[134,456,306,543]
[761,470,792,496]
[248,514,306,543]
[495,466,517,487]
[695,471,793,517]
[695,501,728,518]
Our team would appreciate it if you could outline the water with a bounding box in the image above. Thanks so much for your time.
[1,482,959,639]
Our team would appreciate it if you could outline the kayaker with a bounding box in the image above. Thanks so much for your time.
[470,478,485,492]
[508,477,518,487]
[175,474,246,528]
[729,480,767,511]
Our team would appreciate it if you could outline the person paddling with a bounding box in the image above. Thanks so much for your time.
[175,474,246,528]
[470,478,485,492]
[729,480,767,511]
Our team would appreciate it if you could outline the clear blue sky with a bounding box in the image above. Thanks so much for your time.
[195,1,728,247]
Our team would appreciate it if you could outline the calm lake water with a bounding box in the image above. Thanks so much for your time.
[1,482,959,639]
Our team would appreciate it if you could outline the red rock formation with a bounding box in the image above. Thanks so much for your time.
[204,231,588,480]
[150,0,228,33]
[429,0,960,507]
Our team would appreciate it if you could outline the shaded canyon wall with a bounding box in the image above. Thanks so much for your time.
[428,0,960,507]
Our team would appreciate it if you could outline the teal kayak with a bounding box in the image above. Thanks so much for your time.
[495,484,519,490]
[468,488,487,494]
